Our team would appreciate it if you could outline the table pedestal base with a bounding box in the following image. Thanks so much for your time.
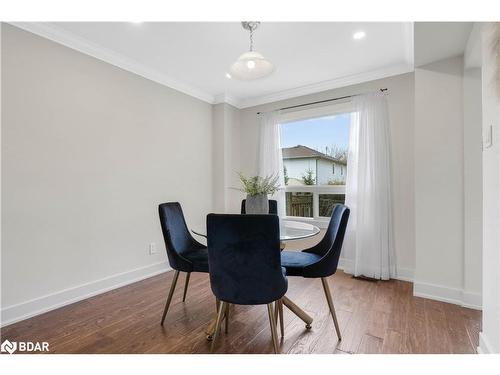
[281,295,313,328]
[205,318,217,340]
[205,295,313,340]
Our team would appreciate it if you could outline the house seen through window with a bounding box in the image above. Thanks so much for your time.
[280,112,351,219]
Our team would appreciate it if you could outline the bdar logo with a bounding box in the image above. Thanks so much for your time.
[1,339,49,354]
[1,339,17,354]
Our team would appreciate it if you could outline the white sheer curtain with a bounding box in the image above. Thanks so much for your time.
[258,112,286,217]
[344,93,395,280]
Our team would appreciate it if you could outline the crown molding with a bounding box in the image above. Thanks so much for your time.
[10,22,415,110]
[236,63,413,109]
[213,93,242,108]
[9,22,215,104]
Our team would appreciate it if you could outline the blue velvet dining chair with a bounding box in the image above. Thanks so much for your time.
[280,204,350,340]
[158,202,209,327]
[241,199,278,214]
[242,198,284,336]
[207,214,288,353]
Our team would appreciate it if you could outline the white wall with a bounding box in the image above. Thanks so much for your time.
[414,56,468,305]
[479,22,500,354]
[212,104,227,212]
[1,24,214,325]
[413,52,484,311]
[212,103,241,214]
[238,73,416,280]
[463,67,483,306]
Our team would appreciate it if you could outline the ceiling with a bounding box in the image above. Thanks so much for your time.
[414,22,473,67]
[13,22,414,108]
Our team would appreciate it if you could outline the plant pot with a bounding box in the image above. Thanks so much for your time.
[246,194,269,214]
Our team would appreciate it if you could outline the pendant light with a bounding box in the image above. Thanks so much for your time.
[229,22,274,81]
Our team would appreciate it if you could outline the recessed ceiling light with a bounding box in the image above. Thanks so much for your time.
[225,73,232,79]
[131,21,143,24]
[353,31,366,40]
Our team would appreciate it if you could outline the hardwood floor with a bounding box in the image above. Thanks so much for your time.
[1,269,481,354]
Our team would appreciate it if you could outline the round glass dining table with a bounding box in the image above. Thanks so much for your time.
[192,219,320,242]
[192,218,321,339]
[279,220,320,241]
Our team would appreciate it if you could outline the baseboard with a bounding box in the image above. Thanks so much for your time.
[413,281,463,305]
[338,261,482,309]
[478,332,495,354]
[413,281,482,310]
[337,258,414,282]
[462,290,483,309]
[1,261,171,327]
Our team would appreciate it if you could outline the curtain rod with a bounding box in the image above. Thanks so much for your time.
[256,88,388,115]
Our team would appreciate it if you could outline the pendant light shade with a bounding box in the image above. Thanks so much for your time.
[229,51,274,81]
[229,22,274,81]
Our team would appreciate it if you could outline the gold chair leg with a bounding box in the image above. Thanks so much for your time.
[274,300,279,326]
[267,303,280,354]
[278,299,284,338]
[225,303,230,334]
[182,272,191,302]
[206,298,221,340]
[160,270,180,326]
[211,301,227,353]
[321,277,342,340]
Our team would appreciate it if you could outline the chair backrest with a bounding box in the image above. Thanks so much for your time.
[207,214,287,305]
[158,202,197,272]
[240,199,278,214]
[302,204,350,278]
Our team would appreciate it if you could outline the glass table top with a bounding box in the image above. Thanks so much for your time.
[192,219,320,242]
[279,220,321,241]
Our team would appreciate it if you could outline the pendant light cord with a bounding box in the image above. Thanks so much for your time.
[242,21,260,52]
[249,27,254,51]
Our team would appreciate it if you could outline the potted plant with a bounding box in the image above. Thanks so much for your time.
[238,173,280,214]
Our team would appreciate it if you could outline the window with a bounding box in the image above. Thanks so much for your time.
[286,192,313,217]
[319,194,346,217]
[280,105,351,220]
